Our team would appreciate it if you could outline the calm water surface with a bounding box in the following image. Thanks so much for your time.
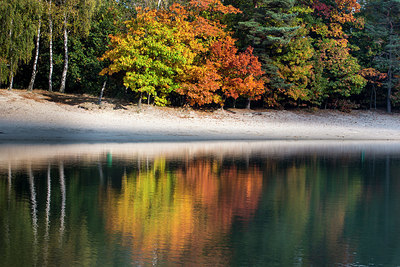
[1,141,400,266]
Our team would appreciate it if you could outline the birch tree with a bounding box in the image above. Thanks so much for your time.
[48,0,54,91]
[0,0,40,89]
[58,0,97,93]
[28,0,44,91]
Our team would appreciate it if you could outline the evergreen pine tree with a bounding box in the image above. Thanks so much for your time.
[362,0,400,112]
[237,0,299,101]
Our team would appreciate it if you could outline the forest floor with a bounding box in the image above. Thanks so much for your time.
[1,89,400,143]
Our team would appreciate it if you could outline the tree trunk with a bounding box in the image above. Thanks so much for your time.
[8,19,13,91]
[246,98,251,110]
[48,0,53,92]
[59,14,68,93]
[98,80,107,105]
[387,80,392,113]
[138,92,142,108]
[387,20,394,113]
[28,19,41,91]
[8,72,13,91]
[387,63,392,113]
[221,95,226,110]
[370,87,373,110]
[371,86,377,110]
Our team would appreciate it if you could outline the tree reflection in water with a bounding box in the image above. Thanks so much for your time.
[0,142,400,266]
[102,157,263,265]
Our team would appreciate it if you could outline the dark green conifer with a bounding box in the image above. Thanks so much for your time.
[237,0,299,99]
[362,0,400,112]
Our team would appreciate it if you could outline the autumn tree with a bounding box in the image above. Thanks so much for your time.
[302,0,366,106]
[101,7,196,106]
[209,37,265,108]
[175,0,245,107]
[101,0,264,107]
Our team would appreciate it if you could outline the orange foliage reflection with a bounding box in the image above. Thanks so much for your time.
[102,158,262,265]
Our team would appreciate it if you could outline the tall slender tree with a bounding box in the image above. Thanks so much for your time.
[48,0,54,91]
[60,2,68,93]
[59,0,96,93]
[28,0,43,91]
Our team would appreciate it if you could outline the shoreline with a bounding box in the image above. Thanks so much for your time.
[1,89,400,144]
[3,140,400,170]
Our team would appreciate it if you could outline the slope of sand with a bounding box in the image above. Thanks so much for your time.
[1,89,400,143]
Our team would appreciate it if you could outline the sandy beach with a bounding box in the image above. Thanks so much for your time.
[1,89,400,143]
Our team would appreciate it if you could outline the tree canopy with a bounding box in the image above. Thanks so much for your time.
[4,0,400,111]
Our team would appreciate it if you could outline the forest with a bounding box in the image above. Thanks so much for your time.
[0,0,399,112]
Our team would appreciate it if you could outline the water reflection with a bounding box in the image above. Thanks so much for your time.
[102,158,262,265]
[59,162,66,243]
[0,141,400,266]
[43,164,51,266]
[28,165,38,266]
[234,156,363,266]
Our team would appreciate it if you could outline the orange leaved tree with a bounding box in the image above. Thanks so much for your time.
[210,37,265,108]
[100,0,266,108]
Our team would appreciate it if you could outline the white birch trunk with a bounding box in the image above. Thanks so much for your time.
[48,0,53,92]
[8,19,13,91]
[28,19,41,91]
[59,14,68,93]
[98,80,107,105]
[8,72,13,91]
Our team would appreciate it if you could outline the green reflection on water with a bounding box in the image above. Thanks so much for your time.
[231,157,364,266]
[0,143,400,266]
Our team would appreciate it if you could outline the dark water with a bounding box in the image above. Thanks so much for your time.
[1,142,400,266]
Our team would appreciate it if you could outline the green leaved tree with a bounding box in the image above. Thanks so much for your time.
[299,0,366,107]
[100,7,195,106]
[58,0,97,93]
[0,0,41,90]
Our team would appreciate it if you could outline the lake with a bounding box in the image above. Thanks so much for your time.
[1,141,400,266]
